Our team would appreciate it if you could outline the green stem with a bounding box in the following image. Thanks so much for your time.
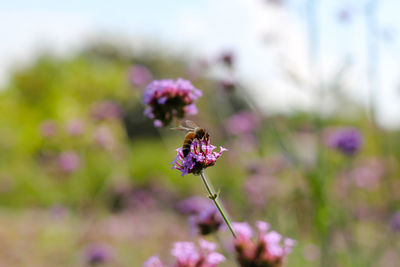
[200,171,237,238]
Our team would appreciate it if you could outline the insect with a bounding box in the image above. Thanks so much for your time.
[171,120,209,157]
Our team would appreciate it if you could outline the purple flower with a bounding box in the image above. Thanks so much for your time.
[218,79,236,92]
[350,158,385,189]
[144,239,225,267]
[39,120,57,137]
[93,126,115,150]
[176,196,211,215]
[188,205,223,236]
[66,119,85,136]
[84,243,113,265]
[390,211,400,232]
[224,111,260,136]
[143,256,164,267]
[129,64,152,87]
[91,101,123,121]
[58,151,80,173]
[243,174,277,208]
[327,127,363,156]
[218,50,235,67]
[143,79,202,127]
[171,139,226,176]
[232,221,295,267]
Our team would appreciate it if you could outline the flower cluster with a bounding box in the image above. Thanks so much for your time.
[143,239,225,267]
[91,100,123,121]
[327,127,363,156]
[188,206,223,236]
[129,64,152,87]
[58,151,80,173]
[233,221,296,267]
[177,197,223,235]
[143,79,202,127]
[171,139,227,176]
[83,243,113,266]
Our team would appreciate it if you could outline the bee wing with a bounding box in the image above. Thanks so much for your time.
[170,126,192,132]
[185,120,199,129]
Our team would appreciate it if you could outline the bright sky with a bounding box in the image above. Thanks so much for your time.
[1,0,400,128]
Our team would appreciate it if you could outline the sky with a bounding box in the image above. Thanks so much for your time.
[1,0,400,128]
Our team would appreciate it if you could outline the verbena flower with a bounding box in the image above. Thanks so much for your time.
[390,211,400,232]
[129,64,152,87]
[176,196,211,215]
[66,119,85,136]
[91,100,123,121]
[171,139,226,176]
[143,239,225,267]
[84,243,113,265]
[218,50,235,67]
[93,126,115,150]
[143,255,164,267]
[58,151,80,173]
[188,205,223,236]
[233,221,296,267]
[39,120,57,137]
[327,127,363,156]
[143,79,202,127]
[224,111,260,136]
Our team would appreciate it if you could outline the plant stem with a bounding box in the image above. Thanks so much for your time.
[200,171,237,238]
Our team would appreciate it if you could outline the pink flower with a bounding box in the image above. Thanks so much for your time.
[171,139,227,176]
[129,64,152,87]
[39,120,57,137]
[143,256,164,267]
[188,205,223,236]
[58,151,80,173]
[233,221,295,267]
[224,111,260,136]
[91,100,123,121]
[93,126,115,150]
[66,119,85,136]
[143,79,202,127]
[144,239,225,267]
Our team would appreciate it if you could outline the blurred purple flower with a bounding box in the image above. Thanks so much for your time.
[224,111,260,136]
[143,79,202,127]
[188,205,223,236]
[218,79,236,92]
[243,174,277,207]
[129,64,152,87]
[233,221,296,267]
[218,50,235,67]
[84,243,113,265]
[351,158,385,189]
[144,239,225,267]
[66,119,85,136]
[390,211,400,232]
[48,204,69,220]
[143,255,164,267]
[176,196,211,215]
[58,151,80,173]
[186,59,209,79]
[91,101,123,121]
[337,7,353,23]
[327,127,363,156]
[93,126,115,150]
[171,139,226,176]
[39,120,57,137]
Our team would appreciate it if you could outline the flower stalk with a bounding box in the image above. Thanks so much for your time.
[200,171,237,238]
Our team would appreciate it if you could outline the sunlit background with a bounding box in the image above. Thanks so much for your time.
[1,0,400,266]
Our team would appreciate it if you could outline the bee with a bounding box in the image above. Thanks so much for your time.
[171,120,209,157]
